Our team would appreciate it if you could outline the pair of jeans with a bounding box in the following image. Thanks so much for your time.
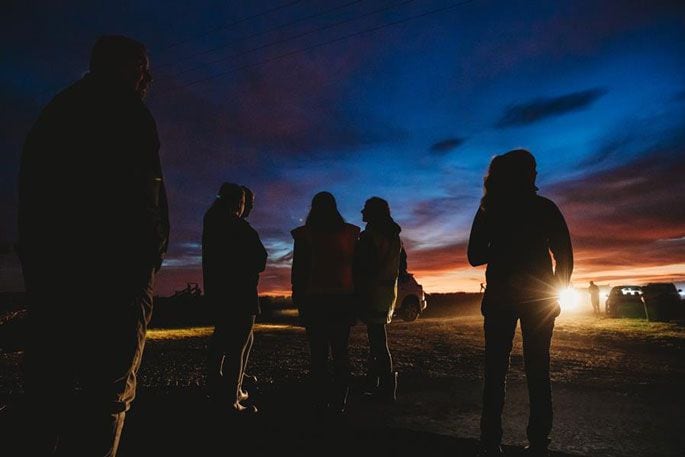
[207,314,256,404]
[367,323,392,377]
[480,305,556,447]
[21,268,155,457]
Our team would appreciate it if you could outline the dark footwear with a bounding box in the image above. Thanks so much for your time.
[378,371,398,402]
[238,389,249,402]
[477,443,504,456]
[520,444,549,456]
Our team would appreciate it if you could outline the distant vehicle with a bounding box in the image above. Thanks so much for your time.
[606,285,645,318]
[394,274,428,322]
[642,283,682,322]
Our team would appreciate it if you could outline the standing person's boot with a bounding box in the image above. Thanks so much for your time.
[378,371,398,402]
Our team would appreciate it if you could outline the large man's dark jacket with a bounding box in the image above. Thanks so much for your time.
[18,73,169,277]
[202,205,267,315]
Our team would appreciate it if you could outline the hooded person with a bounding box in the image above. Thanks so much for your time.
[354,197,404,402]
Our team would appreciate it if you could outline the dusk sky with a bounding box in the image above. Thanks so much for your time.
[2,0,684,296]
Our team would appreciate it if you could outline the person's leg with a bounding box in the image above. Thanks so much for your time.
[520,310,556,449]
[367,323,396,400]
[238,329,255,399]
[21,293,75,456]
[221,315,256,409]
[305,322,330,410]
[206,323,226,401]
[76,268,155,457]
[367,323,392,375]
[329,323,352,411]
[480,308,518,448]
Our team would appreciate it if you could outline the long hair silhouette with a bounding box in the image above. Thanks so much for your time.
[481,148,537,211]
[306,191,345,231]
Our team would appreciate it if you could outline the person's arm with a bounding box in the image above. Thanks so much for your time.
[467,208,490,267]
[134,107,169,271]
[399,246,408,276]
[250,225,268,273]
[290,233,310,309]
[548,202,573,288]
[354,231,378,292]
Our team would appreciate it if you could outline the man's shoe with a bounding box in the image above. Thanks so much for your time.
[520,444,549,456]
[477,443,504,456]
[238,388,249,402]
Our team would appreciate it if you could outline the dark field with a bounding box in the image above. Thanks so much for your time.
[1,305,684,456]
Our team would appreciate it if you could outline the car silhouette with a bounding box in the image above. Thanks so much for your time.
[605,285,645,318]
[393,273,428,322]
[642,282,683,322]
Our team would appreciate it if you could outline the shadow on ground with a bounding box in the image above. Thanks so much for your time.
[116,384,579,457]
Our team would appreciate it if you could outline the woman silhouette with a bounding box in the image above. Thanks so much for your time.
[468,149,573,456]
[355,197,403,402]
[291,192,360,414]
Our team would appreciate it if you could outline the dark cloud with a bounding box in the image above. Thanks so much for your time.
[457,0,684,87]
[429,138,466,155]
[549,130,685,276]
[496,88,607,128]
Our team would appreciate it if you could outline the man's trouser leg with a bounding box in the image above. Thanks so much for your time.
[520,311,555,447]
[367,323,392,375]
[70,268,154,457]
[218,315,255,405]
[21,301,75,456]
[480,309,517,446]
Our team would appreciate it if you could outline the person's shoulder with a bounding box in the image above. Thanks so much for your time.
[291,225,307,239]
[535,195,561,211]
[343,223,361,236]
[237,218,257,233]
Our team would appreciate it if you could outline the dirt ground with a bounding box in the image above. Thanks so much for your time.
[1,310,684,456]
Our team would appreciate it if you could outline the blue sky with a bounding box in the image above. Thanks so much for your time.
[1,0,684,294]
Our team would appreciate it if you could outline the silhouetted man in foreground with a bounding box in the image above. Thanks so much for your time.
[588,281,600,316]
[17,35,168,456]
[203,183,267,414]
[468,149,573,457]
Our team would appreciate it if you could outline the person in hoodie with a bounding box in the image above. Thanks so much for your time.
[291,192,360,414]
[203,183,267,414]
[355,197,404,402]
[468,149,573,457]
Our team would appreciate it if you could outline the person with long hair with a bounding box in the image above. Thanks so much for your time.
[203,183,267,414]
[291,192,360,414]
[355,197,403,402]
[468,149,573,456]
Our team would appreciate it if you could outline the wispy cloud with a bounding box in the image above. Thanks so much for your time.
[429,138,466,155]
[496,88,607,127]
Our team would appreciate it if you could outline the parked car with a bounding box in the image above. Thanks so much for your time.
[605,285,645,318]
[642,282,682,322]
[393,273,428,322]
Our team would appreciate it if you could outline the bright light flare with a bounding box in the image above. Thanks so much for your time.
[558,287,581,312]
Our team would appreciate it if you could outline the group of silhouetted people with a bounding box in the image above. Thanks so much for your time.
[13,36,573,457]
